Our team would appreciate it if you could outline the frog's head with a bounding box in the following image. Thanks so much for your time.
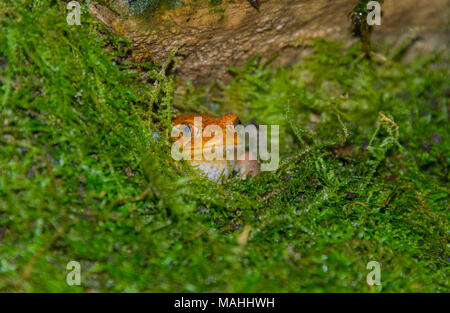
[170,113,258,181]
[171,113,242,160]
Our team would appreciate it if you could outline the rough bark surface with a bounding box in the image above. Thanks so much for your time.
[90,0,449,84]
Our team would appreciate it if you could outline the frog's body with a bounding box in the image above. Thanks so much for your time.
[171,113,259,182]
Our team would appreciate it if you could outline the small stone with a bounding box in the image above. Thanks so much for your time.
[431,133,442,145]
[309,113,321,123]
[346,193,359,200]
[422,141,431,152]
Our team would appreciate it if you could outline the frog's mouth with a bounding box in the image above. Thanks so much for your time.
[181,135,243,161]
[171,116,244,161]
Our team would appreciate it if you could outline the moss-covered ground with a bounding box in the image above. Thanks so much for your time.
[0,1,448,292]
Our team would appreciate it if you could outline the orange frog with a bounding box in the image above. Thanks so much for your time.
[171,113,259,182]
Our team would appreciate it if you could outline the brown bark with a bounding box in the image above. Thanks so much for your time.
[90,0,449,85]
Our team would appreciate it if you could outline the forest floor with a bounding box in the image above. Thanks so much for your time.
[0,1,448,292]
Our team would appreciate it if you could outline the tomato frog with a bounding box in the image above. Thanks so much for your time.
[171,113,260,182]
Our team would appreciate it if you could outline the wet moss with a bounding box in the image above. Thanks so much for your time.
[126,0,181,15]
[349,0,385,55]
[124,0,223,17]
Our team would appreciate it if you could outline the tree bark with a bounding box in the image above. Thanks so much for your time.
[90,0,448,85]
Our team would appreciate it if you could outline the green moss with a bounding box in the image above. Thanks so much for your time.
[125,0,182,16]
[349,0,385,54]
[124,0,223,17]
[0,1,448,292]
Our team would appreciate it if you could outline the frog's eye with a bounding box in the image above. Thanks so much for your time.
[179,124,192,135]
[173,124,191,139]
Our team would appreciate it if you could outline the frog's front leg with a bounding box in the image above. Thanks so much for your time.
[234,151,259,179]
